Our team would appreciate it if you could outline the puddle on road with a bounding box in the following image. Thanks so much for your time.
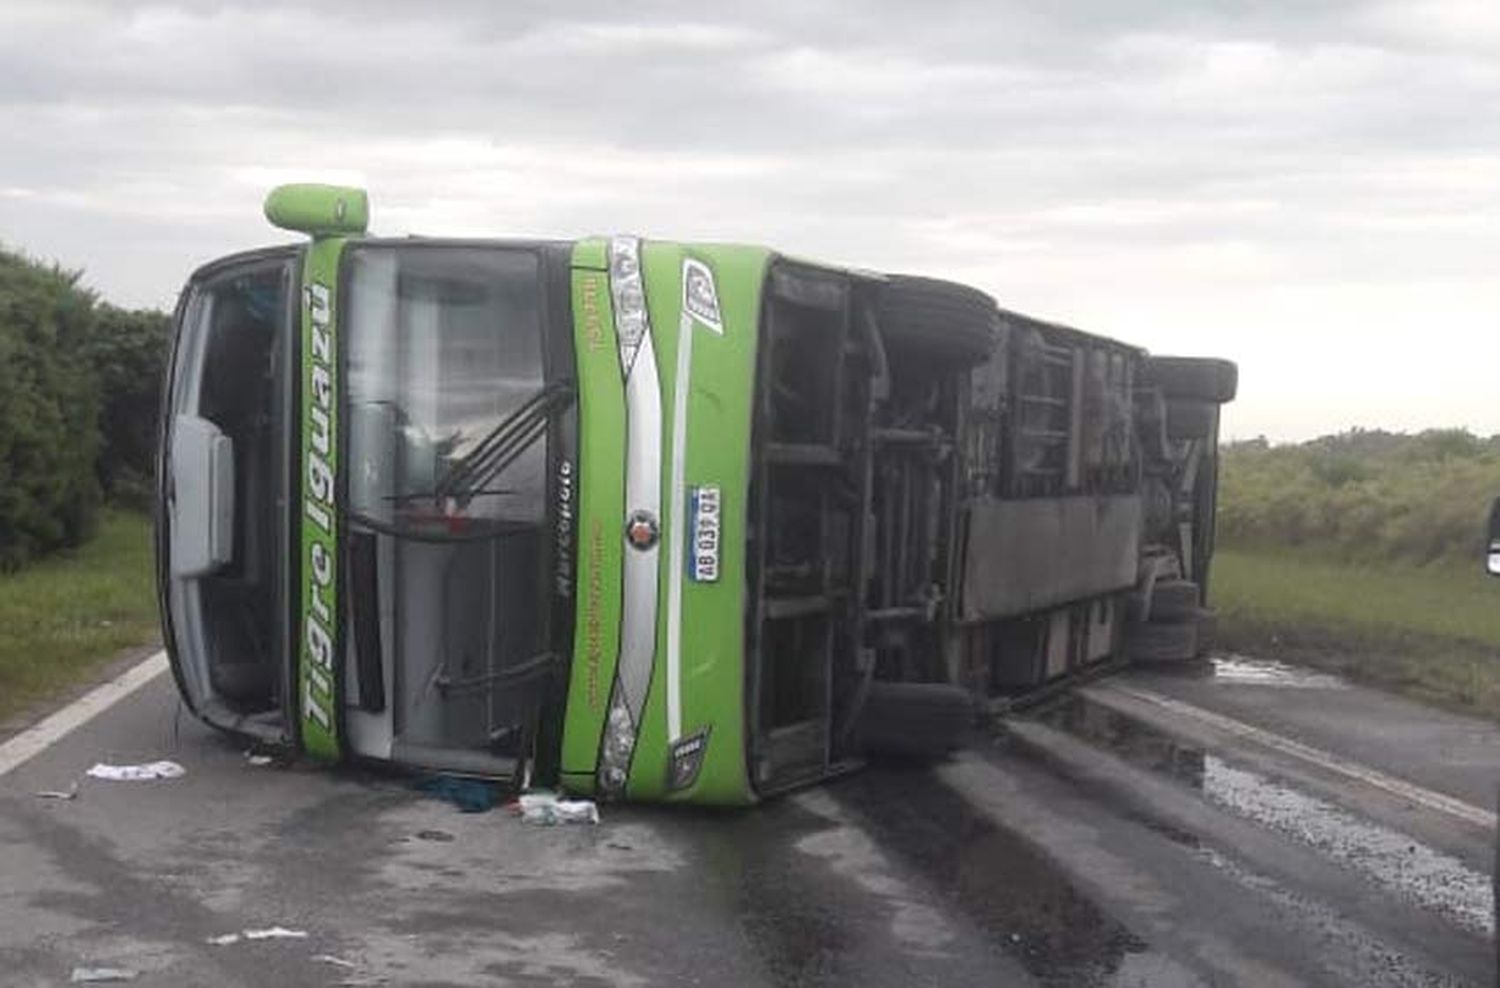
[1037,695,1211,792]
[1195,848,1469,988]
[1197,757,1493,935]
[1035,696,1494,936]
[830,767,1187,987]
[1207,656,1347,689]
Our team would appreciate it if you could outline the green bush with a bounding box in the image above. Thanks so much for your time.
[0,248,102,569]
[1218,428,1500,567]
[85,304,170,509]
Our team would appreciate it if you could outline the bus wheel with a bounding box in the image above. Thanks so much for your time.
[1148,579,1201,622]
[1142,356,1238,403]
[1126,617,1202,664]
[858,681,974,758]
[876,275,1002,366]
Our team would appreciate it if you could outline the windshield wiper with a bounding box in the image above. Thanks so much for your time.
[382,487,516,503]
[432,380,574,506]
[434,650,561,695]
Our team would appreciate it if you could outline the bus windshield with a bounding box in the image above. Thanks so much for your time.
[343,244,558,767]
[346,245,549,531]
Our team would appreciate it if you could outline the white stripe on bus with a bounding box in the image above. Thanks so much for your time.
[663,311,695,741]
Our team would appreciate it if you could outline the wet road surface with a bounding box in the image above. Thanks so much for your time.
[0,654,1494,986]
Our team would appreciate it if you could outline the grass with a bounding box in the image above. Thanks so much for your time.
[1210,547,1500,720]
[0,511,160,724]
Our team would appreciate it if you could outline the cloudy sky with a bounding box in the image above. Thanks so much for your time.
[2,1,1497,440]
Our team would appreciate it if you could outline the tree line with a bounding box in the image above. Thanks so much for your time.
[1218,428,1500,567]
[0,245,168,570]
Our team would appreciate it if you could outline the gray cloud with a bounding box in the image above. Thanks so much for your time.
[1,0,1498,438]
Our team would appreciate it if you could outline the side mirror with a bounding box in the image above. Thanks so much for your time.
[1486,496,1500,576]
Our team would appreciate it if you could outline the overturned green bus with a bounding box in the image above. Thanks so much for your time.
[157,184,1236,805]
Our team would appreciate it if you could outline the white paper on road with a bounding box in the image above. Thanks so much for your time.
[243,927,308,941]
[70,968,137,983]
[85,761,186,781]
[313,954,357,969]
[516,791,600,825]
[209,926,309,945]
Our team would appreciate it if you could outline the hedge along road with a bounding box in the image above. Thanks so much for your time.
[0,650,1494,986]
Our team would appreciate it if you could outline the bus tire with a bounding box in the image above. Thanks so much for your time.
[1149,580,1200,622]
[859,681,974,758]
[1143,356,1238,403]
[876,275,1002,366]
[1127,618,1201,664]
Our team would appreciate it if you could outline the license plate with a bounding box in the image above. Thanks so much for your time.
[687,486,721,582]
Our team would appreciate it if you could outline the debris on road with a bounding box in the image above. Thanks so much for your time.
[69,968,137,983]
[244,927,309,941]
[313,954,357,969]
[414,829,455,842]
[206,926,309,945]
[515,791,600,826]
[85,761,186,782]
[244,751,275,767]
[35,781,79,800]
[415,774,496,813]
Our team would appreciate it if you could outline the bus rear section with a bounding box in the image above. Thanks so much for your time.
[742,261,1235,792]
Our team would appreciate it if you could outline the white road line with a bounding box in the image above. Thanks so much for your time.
[1101,683,1496,830]
[0,650,169,777]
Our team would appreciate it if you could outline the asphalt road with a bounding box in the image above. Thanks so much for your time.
[1,654,1494,987]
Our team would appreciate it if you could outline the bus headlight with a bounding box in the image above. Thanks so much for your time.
[609,236,648,363]
[597,689,637,796]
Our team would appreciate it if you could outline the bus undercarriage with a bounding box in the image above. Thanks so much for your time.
[746,261,1234,793]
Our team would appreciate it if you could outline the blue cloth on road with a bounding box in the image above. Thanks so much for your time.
[415,775,497,813]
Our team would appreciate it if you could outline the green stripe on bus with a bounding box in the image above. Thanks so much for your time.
[558,256,628,781]
[298,236,345,761]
